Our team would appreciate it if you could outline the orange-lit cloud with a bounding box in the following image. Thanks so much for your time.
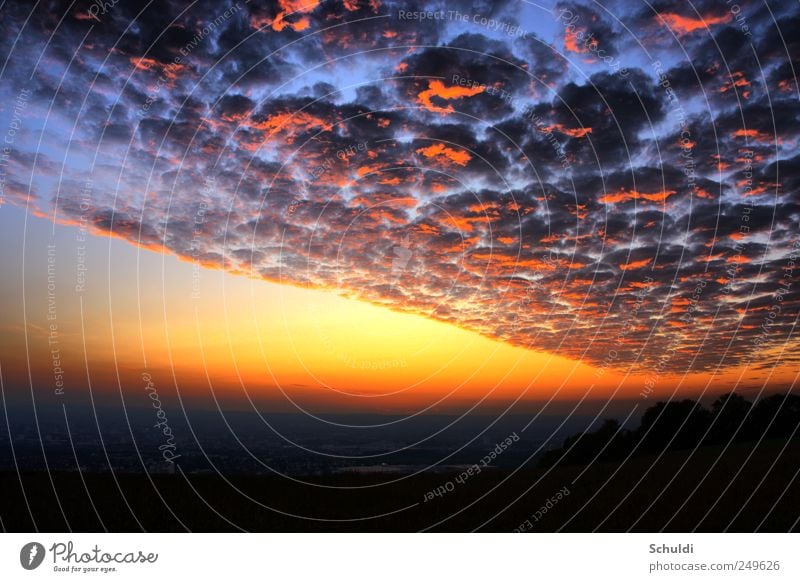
[416,143,472,166]
[564,29,586,53]
[564,29,599,54]
[732,128,774,143]
[249,0,320,32]
[720,71,751,96]
[619,258,652,271]
[417,80,484,114]
[599,189,677,204]
[250,111,333,142]
[658,12,732,36]
[540,124,592,138]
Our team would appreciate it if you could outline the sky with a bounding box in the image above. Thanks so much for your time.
[0,0,798,415]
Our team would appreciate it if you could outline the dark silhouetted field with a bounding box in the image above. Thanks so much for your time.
[2,439,798,532]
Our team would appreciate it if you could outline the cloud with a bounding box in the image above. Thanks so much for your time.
[1,0,798,376]
[656,12,732,37]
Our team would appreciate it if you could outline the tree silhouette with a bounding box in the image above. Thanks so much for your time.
[538,391,800,469]
[708,392,752,444]
[750,393,800,439]
[637,399,711,453]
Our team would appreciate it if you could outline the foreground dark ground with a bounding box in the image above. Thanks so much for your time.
[1,439,798,532]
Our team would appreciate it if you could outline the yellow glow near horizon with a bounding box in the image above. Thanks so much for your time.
[168,266,603,400]
[5,211,794,413]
